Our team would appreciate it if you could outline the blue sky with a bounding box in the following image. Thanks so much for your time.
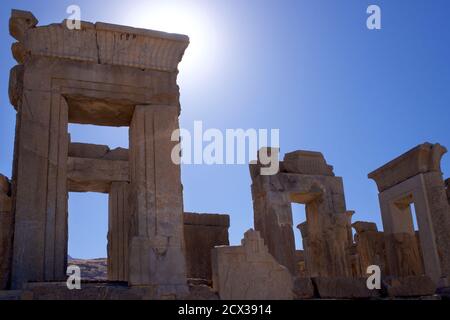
[1,0,449,258]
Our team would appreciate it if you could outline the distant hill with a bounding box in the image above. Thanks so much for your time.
[68,257,107,281]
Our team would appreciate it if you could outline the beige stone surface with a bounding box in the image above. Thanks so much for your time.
[384,276,436,297]
[108,182,130,281]
[281,150,334,176]
[10,10,189,72]
[292,277,315,299]
[184,212,230,280]
[8,8,189,291]
[8,64,23,110]
[352,221,388,275]
[212,229,293,300]
[368,142,447,192]
[67,156,129,193]
[128,105,188,297]
[312,277,380,299]
[251,150,352,278]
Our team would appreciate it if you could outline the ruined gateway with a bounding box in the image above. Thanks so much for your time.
[1,10,450,300]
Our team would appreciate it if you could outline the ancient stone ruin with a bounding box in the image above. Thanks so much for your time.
[0,10,449,300]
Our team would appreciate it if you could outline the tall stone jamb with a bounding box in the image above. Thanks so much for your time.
[250,149,353,278]
[0,175,13,289]
[369,143,450,285]
[128,105,188,297]
[108,182,131,282]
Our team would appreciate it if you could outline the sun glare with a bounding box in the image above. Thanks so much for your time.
[118,1,218,74]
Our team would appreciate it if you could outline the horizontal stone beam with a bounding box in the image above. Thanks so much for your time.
[184,212,230,227]
[69,143,128,161]
[67,157,129,193]
[10,10,189,72]
[368,143,447,192]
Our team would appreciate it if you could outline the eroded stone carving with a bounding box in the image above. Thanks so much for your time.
[251,149,352,278]
[211,229,293,300]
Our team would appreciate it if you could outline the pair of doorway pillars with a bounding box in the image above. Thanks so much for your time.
[8,10,190,296]
[369,143,450,285]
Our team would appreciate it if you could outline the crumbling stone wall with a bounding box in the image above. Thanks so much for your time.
[0,174,13,289]
[184,212,230,281]
[211,229,293,300]
[250,150,352,278]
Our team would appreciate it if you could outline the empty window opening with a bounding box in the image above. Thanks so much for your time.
[291,203,306,250]
[68,124,129,149]
[68,192,108,260]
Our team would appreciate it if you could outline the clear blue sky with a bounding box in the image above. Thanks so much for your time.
[1,0,449,258]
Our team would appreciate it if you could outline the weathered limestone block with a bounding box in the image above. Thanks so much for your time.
[9,9,38,42]
[184,212,230,281]
[11,91,69,288]
[352,221,388,275]
[385,233,424,277]
[369,143,450,283]
[383,276,436,297]
[281,150,334,176]
[108,182,130,282]
[292,277,315,299]
[251,153,352,278]
[368,142,447,192]
[96,22,189,72]
[312,277,380,299]
[422,171,450,278]
[0,175,13,290]
[212,230,293,300]
[8,64,24,110]
[67,157,129,193]
[68,143,128,161]
[128,105,187,297]
[10,10,189,72]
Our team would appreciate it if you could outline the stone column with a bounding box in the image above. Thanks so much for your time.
[107,182,130,281]
[423,172,450,278]
[11,91,69,288]
[128,105,187,297]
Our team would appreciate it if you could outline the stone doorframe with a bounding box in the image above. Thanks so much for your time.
[369,143,450,285]
[250,149,353,277]
[9,10,190,297]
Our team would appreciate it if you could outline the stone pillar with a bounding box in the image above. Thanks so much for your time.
[128,105,187,297]
[369,143,450,284]
[0,175,13,289]
[107,182,130,282]
[422,171,450,277]
[11,90,69,288]
[252,189,296,274]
